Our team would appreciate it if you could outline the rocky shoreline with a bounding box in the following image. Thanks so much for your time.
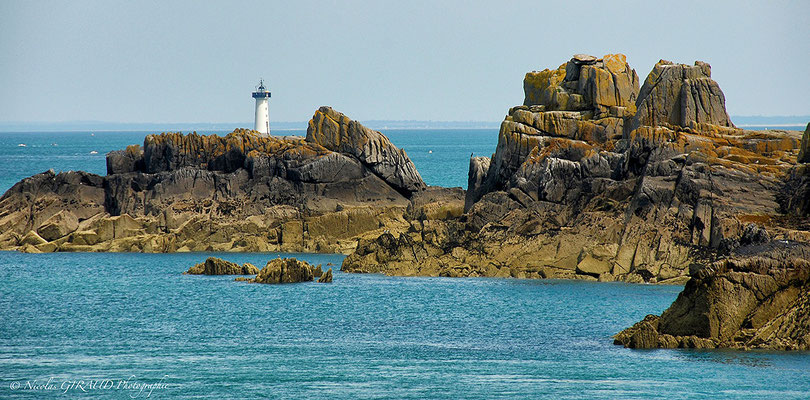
[0,106,456,255]
[1,53,809,349]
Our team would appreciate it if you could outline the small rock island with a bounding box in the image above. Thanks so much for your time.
[186,256,332,284]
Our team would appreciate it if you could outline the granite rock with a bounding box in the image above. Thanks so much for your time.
[306,106,426,196]
[615,243,810,350]
[631,60,734,131]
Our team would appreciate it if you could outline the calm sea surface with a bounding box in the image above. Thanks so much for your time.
[0,129,808,398]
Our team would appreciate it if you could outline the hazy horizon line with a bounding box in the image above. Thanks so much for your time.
[0,115,807,133]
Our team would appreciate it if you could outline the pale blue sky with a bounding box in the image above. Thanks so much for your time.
[1,0,807,124]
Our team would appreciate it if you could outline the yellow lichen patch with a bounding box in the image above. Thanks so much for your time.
[602,53,628,74]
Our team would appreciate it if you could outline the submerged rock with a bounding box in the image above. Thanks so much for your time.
[253,258,316,284]
[184,257,259,275]
[614,244,810,350]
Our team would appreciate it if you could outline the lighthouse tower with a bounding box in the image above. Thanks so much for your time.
[252,79,271,136]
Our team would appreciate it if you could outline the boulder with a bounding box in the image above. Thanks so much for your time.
[37,210,79,241]
[318,268,333,283]
[306,106,426,196]
[306,106,426,197]
[253,258,316,284]
[19,231,48,246]
[106,145,143,175]
[523,53,639,118]
[184,257,259,275]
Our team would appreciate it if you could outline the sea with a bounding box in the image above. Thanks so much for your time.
[1,128,809,399]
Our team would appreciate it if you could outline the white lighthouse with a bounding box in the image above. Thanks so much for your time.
[252,79,271,136]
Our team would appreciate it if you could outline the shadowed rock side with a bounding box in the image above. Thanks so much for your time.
[614,243,810,350]
[0,108,435,254]
[778,123,810,218]
[343,53,809,283]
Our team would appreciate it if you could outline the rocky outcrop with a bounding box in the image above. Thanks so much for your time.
[0,108,426,254]
[185,257,259,275]
[307,106,426,196]
[614,243,810,350]
[318,268,333,283]
[252,258,316,284]
[631,60,734,132]
[344,54,808,283]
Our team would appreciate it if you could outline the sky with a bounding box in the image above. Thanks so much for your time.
[1,0,808,125]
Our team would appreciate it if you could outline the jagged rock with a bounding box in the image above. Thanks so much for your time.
[37,210,79,241]
[306,106,426,196]
[631,60,734,131]
[184,257,259,275]
[465,156,490,211]
[798,123,810,163]
[318,268,333,283]
[253,258,316,284]
[615,244,810,350]
[523,53,639,119]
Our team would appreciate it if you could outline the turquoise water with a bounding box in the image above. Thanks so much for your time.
[2,252,809,399]
[1,129,809,398]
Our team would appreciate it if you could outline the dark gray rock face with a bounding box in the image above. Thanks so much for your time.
[631,60,734,131]
[306,106,426,197]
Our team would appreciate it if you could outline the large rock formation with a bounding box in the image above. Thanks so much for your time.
[344,54,808,283]
[0,108,431,254]
[614,243,810,350]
